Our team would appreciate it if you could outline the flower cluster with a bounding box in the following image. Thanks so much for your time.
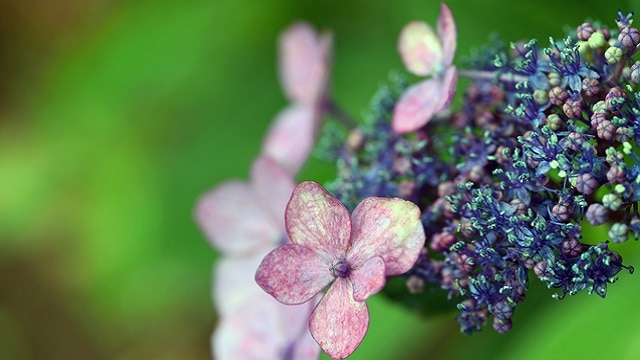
[197,3,640,359]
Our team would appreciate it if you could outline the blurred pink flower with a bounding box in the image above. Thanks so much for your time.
[195,156,321,359]
[263,22,332,174]
[392,3,458,133]
[255,181,426,359]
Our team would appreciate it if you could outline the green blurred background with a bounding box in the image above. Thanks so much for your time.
[2,0,640,359]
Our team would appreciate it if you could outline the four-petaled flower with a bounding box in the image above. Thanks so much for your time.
[256,181,426,359]
[263,22,332,174]
[392,3,458,133]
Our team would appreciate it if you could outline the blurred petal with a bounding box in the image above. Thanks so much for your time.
[391,79,441,133]
[309,278,369,359]
[213,296,319,360]
[285,181,351,259]
[437,65,458,110]
[255,244,334,304]
[347,197,426,276]
[195,181,279,255]
[262,104,317,175]
[350,256,386,302]
[398,21,443,76]
[213,253,266,315]
[279,22,331,105]
[251,155,296,226]
[437,3,457,67]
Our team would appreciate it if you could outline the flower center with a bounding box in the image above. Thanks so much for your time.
[330,259,351,278]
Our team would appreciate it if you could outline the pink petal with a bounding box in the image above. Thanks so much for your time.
[195,181,279,255]
[309,278,369,359]
[213,251,272,315]
[398,21,443,76]
[391,78,441,133]
[251,155,296,226]
[255,243,334,305]
[279,22,331,106]
[346,197,426,276]
[262,104,317,175]
[350,256,386,302]
[436,65,458,110]
[285,181,351,259]
[437,3,457,67]
[212,295,320,360]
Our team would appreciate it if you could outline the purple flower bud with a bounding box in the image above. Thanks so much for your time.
[607,164,627,184]
[577,22,596,40]
[599,26,611,40]
[630,61,640,84]
[590,112,607,128]
[618,27,640,50]
[549,86,569,106]
[615,126,633,143]
[581,77,600,97]
[564,132,584,152]
[552,203,572,222]
[493,318,512,334]
[596,120,616,140]
[533,261,550,279]
[430,231,456,252]
[575,173,599,194]
[562,98,583,119]
[605,86,626,110]
[586,203,609,225]
[562,238,583,257]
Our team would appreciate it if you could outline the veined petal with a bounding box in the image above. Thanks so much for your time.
[347,197,426,276]
[262,104,318,175]
[255,244,334,305]
[391,79,441,133]
[195,181,279,255]
[285,181,351,259]
[309,278,369,359]
[398,21,443,76]
[279,22,331,106]
[251,155,296,226]
[350,256,386,302]
[437,3,457,67]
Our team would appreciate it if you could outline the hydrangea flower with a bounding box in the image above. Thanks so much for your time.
[195,156,321,359]
[392,3,458,133]
[255,181,426,359]
[263,22,332,174]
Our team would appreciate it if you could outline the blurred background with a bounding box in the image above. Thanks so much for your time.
[2,0,640,359]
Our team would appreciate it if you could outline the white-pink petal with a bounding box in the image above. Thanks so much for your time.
[262,104,317,175]
[391,78,442,133]
[437,65,458,110]
[398,21,443,76]
[347,197,426,276]
[213,252,270,316]
[285,181,352,260]
[195,181,279,256]
[437,3,457,67]
[256,244,334,305]
[279,22,331,106]
[251,155,296,225]
[350,256,386,302]
[310,278,369,359]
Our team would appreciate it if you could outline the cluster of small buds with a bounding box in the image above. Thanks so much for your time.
[324,9,639,334]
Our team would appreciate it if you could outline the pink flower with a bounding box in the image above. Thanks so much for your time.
[392,3,458,133]
[195,156,321,359]
[262,22,332,174]
[255,181,426,359]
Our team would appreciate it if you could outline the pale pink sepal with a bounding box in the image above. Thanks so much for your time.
[437,3,457,66]
[285,181,351,259]
[279,22,332,106]
[195,181,279,256]
[262,104,317,175]
[213,253,269,316]
[309,278,369,360]
[212,295,321,360]
[347,197,426,276]
[398,21,443,76]
[251,155,297,225]
[350,256,386,302]
[256,244,334,305]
